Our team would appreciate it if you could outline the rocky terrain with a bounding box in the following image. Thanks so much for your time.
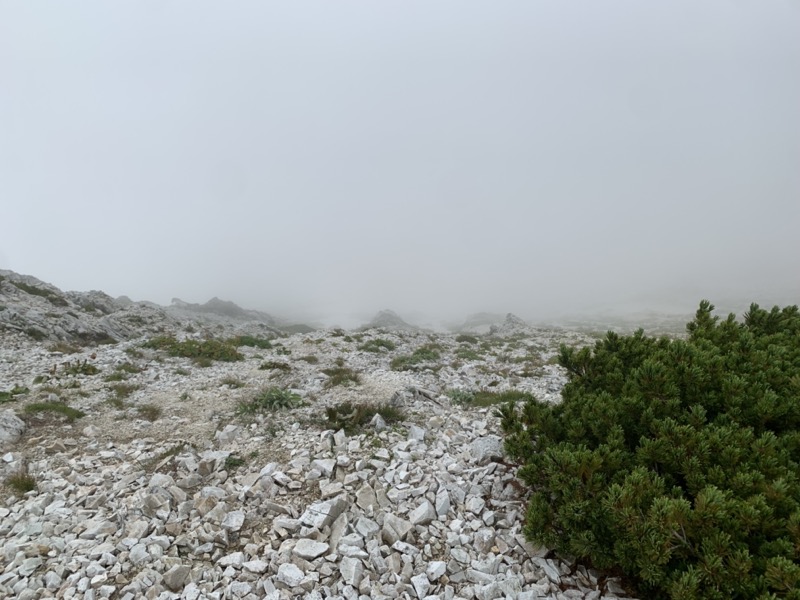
[0,272,637,600]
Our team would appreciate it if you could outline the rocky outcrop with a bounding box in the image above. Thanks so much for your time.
[170,297,280,326]
[489,313,533,338]
[362,310,418,332]
[0,271,282,343]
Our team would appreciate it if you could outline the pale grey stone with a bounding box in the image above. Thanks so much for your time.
[162,565,190,591]
[0,410,25,448]
[276,563,305,588]
[355,484,376,510]
[299,495,348,529]
[411,572,431,599]
[221,510,245,531]
[469,436,504,465]
[339,556,364,587]
[293,539,330,560]
[409,500,436,526]
[426,561,447,581]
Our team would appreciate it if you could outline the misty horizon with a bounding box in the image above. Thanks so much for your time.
[2,2,798,325]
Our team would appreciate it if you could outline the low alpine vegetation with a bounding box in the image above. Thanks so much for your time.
[143,335,243,362]
[358,338,397,353]
[5,469,36,494]
[228,334,273,349]
[237,386,301,414]
[324,401,404,435]
[322,359,361,388]
[24,402,86,422]
[0,385,29,403]
[500,301,800,600]
[391,344,442,371]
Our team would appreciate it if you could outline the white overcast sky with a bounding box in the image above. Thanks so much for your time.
[1,1,798,323]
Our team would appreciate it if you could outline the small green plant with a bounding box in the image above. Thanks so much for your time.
[228,335,273,349]
[237,386,301,415]
[193,356,213,368]
[456,348,482,361]
[259,361,291,372]
[0,385,29,403]
[5,469,36,494]
[391,344,442,371]
[324,402,404,435]
[24,402,86,422]
[298,355,319,364]
[116,362,143,374]
[10,280,69,306]
[455,334,478,344]
[104,372,129,382]
[143,335,243,362]
[225,455,245,470]
[322,365,361,388]
[25,327,47,341]
[125,347,144,359]
[446,389,476,405]
[221,376,245,388]
[63,360,100,376]
[48,341,81,354]
[108,383,139,408]
[174,368,190,376]
[358,338,397,353]
[137,404,162,422]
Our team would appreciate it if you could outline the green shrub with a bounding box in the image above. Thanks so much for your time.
[456,334,479,344]
[358,338,397,353]
[259,361,291,372]
[322,365,361,388]
[456,348,482,361]
[228,335,273,349]
[298,355,319,364]
[325,402,404,435]
[238,386,301,414]
[137,403,162,421]
[500,301,800,600]
[5,470,36,493]
[391,344,442,371]
[143,335,243,362]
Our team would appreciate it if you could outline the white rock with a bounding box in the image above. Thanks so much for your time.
[293,539,330,560]
[276,563,305,587]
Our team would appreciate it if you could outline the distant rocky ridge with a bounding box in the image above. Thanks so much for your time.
[0,270,284,344]
[362,310,419,332]
[171,297,280,326]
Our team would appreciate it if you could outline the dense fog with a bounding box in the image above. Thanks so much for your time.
[2,1,798,326]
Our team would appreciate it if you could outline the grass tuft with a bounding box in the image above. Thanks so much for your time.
[24,402,86,422]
